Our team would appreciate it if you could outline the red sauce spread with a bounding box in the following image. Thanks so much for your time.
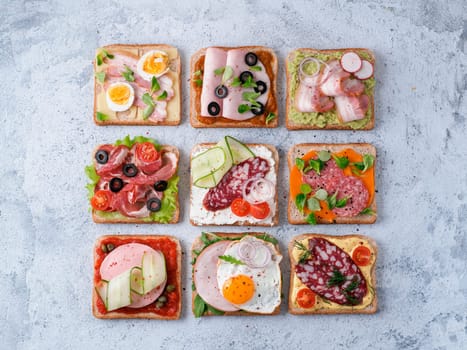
[94,236,180,317]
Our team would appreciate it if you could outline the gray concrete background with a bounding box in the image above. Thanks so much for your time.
[1,0,466,349]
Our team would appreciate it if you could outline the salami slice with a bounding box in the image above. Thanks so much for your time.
[295,238,367,305]
[331,176,369,217]
[203,157,270,211]
[302,159,344,193]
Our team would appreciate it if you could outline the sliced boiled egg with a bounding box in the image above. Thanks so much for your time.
[105,82,135,112]
[137,50,170,81]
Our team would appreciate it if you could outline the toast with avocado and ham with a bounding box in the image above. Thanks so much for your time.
[93,44,181,126]
[286,48,375,130]
[190,136,279,226]
[288,233,378,315]
[85,135,179,224]
[191,232,282,317]
[93,235,181,319]
[190,46,278,128]
[288,143,377,225]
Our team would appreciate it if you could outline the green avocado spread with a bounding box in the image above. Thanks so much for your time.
[289,50,375,129]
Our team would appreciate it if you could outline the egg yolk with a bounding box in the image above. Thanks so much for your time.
[222,275,255,305]
[143,52,169,75]
[108,85,130,105]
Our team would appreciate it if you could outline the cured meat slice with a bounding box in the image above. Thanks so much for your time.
[319,60,351,96]
[335,94,369,122]
[193,241,239,312]
[342,78,365,96]
[95,145,129,175]
[295,238,367,305]
[295,75,334,113]
[331,177,369,217]
[200,48,227,116]
[302,159,344,193]
[203,157,270,211]
[132,144,162,175]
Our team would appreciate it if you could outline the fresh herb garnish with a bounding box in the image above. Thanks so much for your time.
[95,71,106,83]
[249,65,262,72]
[300,183,312,195]
[257,233,278,245]
[318,150,331,162]
[150,76,160,94]
[194,69,202,76]
[242,91,261,103]
[230,76,242,87]
[214,67,225,76]
[295,193,306,213]
[194,79,203,87]
[294,240,311,264]
[96,49,114,66]
[335,196,349,208]
[96,112,109,122]
[314,189,328,201]
[359,207,375,215]
[121,65,135,82]
[327,270,346,287]
[157,90,168,100]
[241,74,257,88]
[332,155,349,169]
[326,191,338,210]
[306,197,321,211]
[344,278,359,294]
[222,66,234,83]
[238,104,251,114]
[102,49,114,59]
[194,294,206,317]
[306,212,317,225]
[352,154,374,174]
[304,159,324,174]
[200,232,222,247]
[142,93,155,120]
[218,255,245,265]
[295,158,305,172]
[265,112,276,125]
[207,304,225,315]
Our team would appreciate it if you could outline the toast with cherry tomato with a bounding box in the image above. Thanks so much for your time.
[85,135,179,224]
[288,233,378,315]
[189,136,278,226]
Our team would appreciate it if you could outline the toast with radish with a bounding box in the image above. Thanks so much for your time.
[190,46,278,128]
[286,48,375,130]
[92,235,181,319]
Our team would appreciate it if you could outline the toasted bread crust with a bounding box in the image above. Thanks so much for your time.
[191,232,281,316]
[287,143,377,225]
[285,48,375,130]
[91,145,180,224]
[92,235,182,319]
[189,143,279,226]
[93,44,181,126]
[288,233,378,315]
[190,46,278,128]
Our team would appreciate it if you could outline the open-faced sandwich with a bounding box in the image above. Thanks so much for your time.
[85,135,179,223]
[288,143,376,224]
[190,46,278,128]
[93,235,181,319]
[286,48,375,130]
[192,232,282,317]
[288,233,377,314]
[93,44,181,125]
[190,136,278,226]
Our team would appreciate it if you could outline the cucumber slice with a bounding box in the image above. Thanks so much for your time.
[192,147,228,188]
[141,251,166,293]
[106,268,132,311]
[130,267,144,295]
[224,136,255,164]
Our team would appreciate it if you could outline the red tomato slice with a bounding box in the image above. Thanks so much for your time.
[231,198,250,217]
[249,202,270,220]
[352,245,372,266]
[136,142,159,162]
[91,190,113,211]
[296,288,316,308]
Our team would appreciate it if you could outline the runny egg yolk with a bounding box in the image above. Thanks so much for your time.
[143,52,169,75]
[108,85,131,105]
[222,275,255,305]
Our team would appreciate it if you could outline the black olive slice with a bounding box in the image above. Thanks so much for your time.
[109,178,124,192]
[214,85,228,99]
[254,81,267,95]
[245,52,258,66]
[95,150,109,164]
[147,198,162,212]
[239,71,253,84]
[207,101,220,116]
[251,102,265,116]
[154,180,168,192]
[122,163,138,177]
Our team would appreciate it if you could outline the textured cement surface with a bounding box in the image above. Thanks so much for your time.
[1,1,466,349]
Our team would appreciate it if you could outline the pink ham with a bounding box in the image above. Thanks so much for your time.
[319,60,351,96]
[200,48,227,116]
[222,49,270,121]
[295,76,334,113]
[100,243,166,308]
[335,94,370,122]
[193,241,239,312]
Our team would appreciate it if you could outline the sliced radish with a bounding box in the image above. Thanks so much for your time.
[354,60,374,80]
[340,52,362,73]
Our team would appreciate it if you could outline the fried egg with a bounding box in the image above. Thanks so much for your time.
[216,236,282,313]
[137,50,170,81]
[105,82,135,112]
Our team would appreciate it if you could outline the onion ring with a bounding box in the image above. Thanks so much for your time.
[242,178,275,205]
[236,240,272,268]
[299,58,330,87]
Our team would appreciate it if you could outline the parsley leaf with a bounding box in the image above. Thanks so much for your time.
[142,93,155,120]
[300,183,312,195]
[304,159,324,174]
[265,112,276,125]
[359,207,375,215]
[241,75,257,88]
[238,104,251,113]
[150,76,160,94]
[306,212,317,225]
[157,90,168,100]
[249,65,262,72]
[326,191,338,210]
[121,65,135,82]
[194,79,203,87]
[295,193,306,213]
[352,154,374,174]
[218,255,245,265]
[95,71,106,83]
[332,155,349,169]
[214,67,225,76]
[335,197,349,208]
[96,112,109,122]
[230,77,242,87]
[295,158,305,171]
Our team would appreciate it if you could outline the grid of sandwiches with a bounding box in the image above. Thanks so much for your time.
[88,44,379,319]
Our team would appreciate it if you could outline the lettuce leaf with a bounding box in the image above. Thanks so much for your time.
[84,165,100,199]
[143,175,179,223]
[114,135,161,151]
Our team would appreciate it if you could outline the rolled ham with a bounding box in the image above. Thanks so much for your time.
[200,48,227,117]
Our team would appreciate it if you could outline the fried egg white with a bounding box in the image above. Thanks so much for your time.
[137,50,170,81]
[216,236,282,313]
[105,82,135,112]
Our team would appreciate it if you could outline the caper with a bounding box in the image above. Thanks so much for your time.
[157,295,167,303]
[106,243,115,252]
[101,244,108,253]
[166,284,175,292]
[155,301,165,309]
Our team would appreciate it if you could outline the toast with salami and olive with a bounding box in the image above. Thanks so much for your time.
[288,233,378,315]
[93,44,181,126]
[93,235,181,319]
[286,48,375,130]
[288,143,377,225]
[190,46,278,128]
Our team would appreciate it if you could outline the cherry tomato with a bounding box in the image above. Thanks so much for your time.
[91,190,113,211]
[136,142,159,162]
[249,202,270,220]
[231,198,251,217]
[296,288,316,308]
[352,245,372,266]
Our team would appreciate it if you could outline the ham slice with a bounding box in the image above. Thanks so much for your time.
[200,48,227,116]
[335,94,370,122]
